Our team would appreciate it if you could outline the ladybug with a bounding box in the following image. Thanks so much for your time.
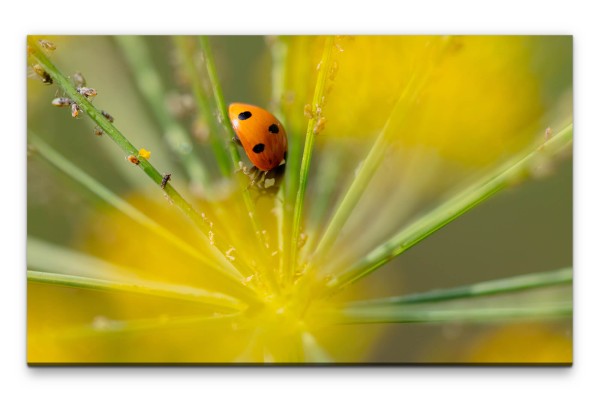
[228,103,287,172]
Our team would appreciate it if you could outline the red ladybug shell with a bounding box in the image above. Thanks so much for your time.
[229,103,287,171]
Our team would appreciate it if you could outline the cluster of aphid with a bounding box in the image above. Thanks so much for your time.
[33,38,295,196]
[50,70,99,121]
[32,39,173,191]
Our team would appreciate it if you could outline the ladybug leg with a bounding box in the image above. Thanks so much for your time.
[241,166,260,190]
[235,161,249,174]
[232,135,242,147]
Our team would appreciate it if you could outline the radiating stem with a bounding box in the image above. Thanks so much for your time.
[198,35,279,293]
[326,123,573,291]
[311,45,439,264]
[335,303,572,325]
[57,312,242,338]
[173,36,232,176]
[288,36,335,283]
[29,133,253,291]
[28,38,254,281]
[28,270,246,311]
[114,36,211,188]
[343,267,572,308]
[27,237,258,304]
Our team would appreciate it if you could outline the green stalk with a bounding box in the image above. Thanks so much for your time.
[197,36,243,168]
[303,144,344,257]
[185,34,279,292]
[343,267,572,308]
[173,36,232,176]
[198,35,279,293]
[113,36,211,188]
[288,36,335,282]
[312,68,429,264]
[267,36,290,283]
[335,303,572,325]
[327,123,573,291]
[28,270,246,311]
[56,312,242,338]
[29,133,253,291]
[28,38,253,281]
[27,237,257,305]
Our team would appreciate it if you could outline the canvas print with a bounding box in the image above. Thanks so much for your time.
[27,35,572,364]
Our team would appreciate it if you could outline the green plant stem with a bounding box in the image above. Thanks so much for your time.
[28,270,246,311]
[303,144,344,256]
[288,36,335,283]
[173,36,232,176]
[267,36,290,283]
[326,123,573,291]
[28,133,254,293]
[343,267,572,308]
[312,68,432,265]
[113,36,211,188]
[334,303,572,325]
[57,312,242,338]
[198,36,279,293]
[197,36,243,169]
[28,38,255,283]
[27,236,258,305]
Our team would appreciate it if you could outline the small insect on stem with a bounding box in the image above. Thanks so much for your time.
[161,173,172,189]
[38,39,56,51]
[72,71,86,88]
[76,87,97,99]
[32,64,52,85]
[51,97,73,107]
[101,110,114,123]
[127,155,140,165]
[93,127,104,136]
[313,116,327,134]
[303,104,313,119]
[71,103,81,118]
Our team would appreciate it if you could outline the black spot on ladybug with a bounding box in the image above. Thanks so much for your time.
[268,124,279,134]
[238,111,252,120]
[252,143,265,154]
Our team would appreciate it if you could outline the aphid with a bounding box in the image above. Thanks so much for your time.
[32,64,52,85]
[303,104,313,119]
[71,103,80,118]
[38,39,56,51]
[72,71,86,88]
[329,60,339,81]
[94,127,104,136]
[76,87,97,99]
[313,116,327,134]
[228,102,288,172]
[51,97,73,107]
[161,173,172,189]
[101,110,114,123]
[127,155,140,165]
